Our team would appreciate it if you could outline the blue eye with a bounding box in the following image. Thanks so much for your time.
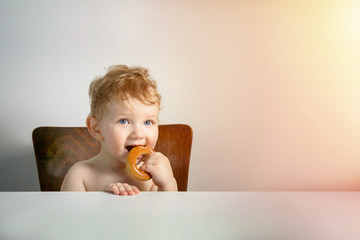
[119,119,129,125]
[144,120,152,126]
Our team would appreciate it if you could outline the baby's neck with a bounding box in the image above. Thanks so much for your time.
[96,151,127,173]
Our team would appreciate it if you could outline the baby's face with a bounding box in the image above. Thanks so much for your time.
[98,98,159,163]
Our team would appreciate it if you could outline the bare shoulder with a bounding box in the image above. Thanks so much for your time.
[60,158,96,191]
[69,159,94,173]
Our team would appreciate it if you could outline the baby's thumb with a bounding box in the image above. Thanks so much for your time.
[139,164,152,175]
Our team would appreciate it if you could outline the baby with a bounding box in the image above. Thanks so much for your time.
[61,65,177,195]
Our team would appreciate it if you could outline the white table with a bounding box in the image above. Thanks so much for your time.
[1,192,360,240]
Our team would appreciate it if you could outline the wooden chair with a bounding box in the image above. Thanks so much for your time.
[32,124,193,191]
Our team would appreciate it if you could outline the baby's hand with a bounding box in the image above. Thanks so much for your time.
[104,183,140,196]
[140,152,177,191]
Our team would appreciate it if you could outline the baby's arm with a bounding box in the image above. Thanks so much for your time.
[140,152,178,191]
[60,163,86,191]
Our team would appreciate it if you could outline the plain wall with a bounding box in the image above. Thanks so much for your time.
[1,0,360,191]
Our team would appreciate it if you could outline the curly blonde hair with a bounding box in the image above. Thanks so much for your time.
[88,65,161,120]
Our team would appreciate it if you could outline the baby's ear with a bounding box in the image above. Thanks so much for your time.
[86,116,103,141]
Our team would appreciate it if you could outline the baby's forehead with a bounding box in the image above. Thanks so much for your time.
[112,96,158,107]
[105,97,160,115]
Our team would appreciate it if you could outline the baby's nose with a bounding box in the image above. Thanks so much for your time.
[131,125,145,139]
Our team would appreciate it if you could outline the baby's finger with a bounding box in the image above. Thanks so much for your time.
[116,183,128,196]
[140,163,157,174]
[105,183,120,195]
[123,184,137,196]
[132,186,140,194]
[142,153,159,164]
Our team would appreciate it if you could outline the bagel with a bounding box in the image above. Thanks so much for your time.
[126,146,155,181]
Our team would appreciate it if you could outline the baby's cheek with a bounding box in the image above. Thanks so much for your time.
[148,129,159,145]
[107,142,125,158]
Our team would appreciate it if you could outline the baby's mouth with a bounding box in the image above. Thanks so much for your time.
[125,145,147,164]
[125,145,143,152]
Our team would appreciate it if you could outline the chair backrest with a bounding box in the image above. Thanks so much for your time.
[32,124,193,191]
